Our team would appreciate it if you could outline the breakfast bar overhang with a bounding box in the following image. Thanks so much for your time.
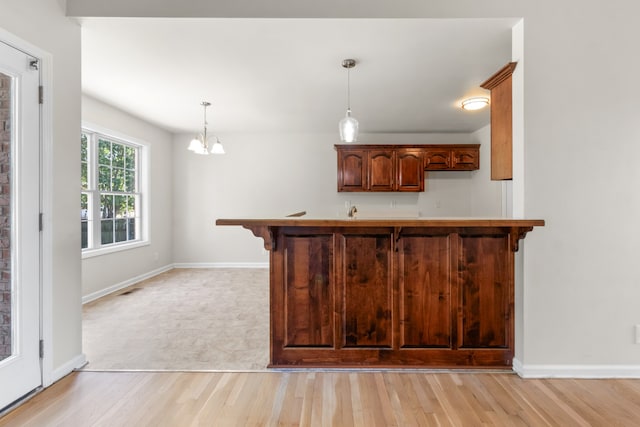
[216,217,544,369]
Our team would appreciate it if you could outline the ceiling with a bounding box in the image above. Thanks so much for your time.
[81,18,516,135]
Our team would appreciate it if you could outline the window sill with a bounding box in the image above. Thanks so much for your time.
[82,240,150,259]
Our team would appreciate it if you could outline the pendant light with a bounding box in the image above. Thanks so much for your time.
[339,59,359,143]
[188,101,225,155]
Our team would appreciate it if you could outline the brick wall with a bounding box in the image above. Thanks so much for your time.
[0,73,11,361]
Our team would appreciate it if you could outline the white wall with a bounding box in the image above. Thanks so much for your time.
[172,131,500,265]
[469,125,502,217]
[0,0,82,377]
[81,95,173,299]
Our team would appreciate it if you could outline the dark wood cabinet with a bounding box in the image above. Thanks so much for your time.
[481,62,517,180]
[424,148,451,170]
[396,149,424,191]
[451,147,480,170]
[368,149,395,191]
[217,217,544,369]
[267,223,533,368]
[337,149,367,192]
[336,144,478,192]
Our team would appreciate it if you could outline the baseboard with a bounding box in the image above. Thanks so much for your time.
[82,264,174,304]
[173,262,269,269]
[512,358,640,378]
[48,353,87,386]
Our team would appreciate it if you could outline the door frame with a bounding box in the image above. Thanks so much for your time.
[0,28,54,389]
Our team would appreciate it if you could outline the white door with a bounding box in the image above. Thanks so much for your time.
[0,40,41,410]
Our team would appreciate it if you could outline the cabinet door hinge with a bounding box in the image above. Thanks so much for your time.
[39,339,44,358]
[39,213,43,231]
[39,86,43,104]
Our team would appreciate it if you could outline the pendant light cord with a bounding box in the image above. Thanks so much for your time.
[347,66,351,112]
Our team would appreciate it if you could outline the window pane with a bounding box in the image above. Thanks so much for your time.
[81,221,88,249]
[114,195,127,218]
[115,219,127,242]
[128,218,136,240]
[81,134,88,162]
[101,220,113,245]
[125,146,135,169]
[81,193,88,220]
[81,162,88,190]
[112,168,124,192]
[128,196,136,217]
[98,139,111,165]
[125,169,135,192]
[112,143,125,168]
[100,194,114,219]
[98,166,111,191]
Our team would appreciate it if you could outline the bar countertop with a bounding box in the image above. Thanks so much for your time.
[215,217,545,228]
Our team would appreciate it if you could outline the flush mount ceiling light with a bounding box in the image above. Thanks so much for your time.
[188,101,225,155]
[461,97,490,111]
[339,59,359,143]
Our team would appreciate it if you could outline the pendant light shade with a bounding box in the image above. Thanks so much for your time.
[339,59,359,143]
[339,109,358,143]
[187,101,225,155]
[210,137,225,154]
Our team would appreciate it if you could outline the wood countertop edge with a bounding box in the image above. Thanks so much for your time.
[215,218,545,228]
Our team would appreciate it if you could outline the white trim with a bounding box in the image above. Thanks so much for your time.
[0,29,55,390]
[173,262,269,269]
[80,123,151,253]
[50,354,87,384]
[82,240,150,259]
[39,49,54,389]
[512,358,640,378]
[82,264,174,304]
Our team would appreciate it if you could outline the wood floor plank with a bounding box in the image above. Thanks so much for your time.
[2,371,640,426]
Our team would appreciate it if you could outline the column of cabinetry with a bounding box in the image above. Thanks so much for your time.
[481,62,517,180]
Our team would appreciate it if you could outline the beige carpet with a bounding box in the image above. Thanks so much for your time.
[82,268,270,371]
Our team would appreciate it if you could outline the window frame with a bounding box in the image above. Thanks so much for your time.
[81,122,150,258]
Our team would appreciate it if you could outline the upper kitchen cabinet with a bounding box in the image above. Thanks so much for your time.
[337,145,425,192]
[396,149,424,191]
[337,149,367,192]
[451,147,480,170]
[368,149,395,191]
[481,62,517,181]
[335,144,478,192]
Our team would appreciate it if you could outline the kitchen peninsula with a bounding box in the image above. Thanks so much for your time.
[216,217,544,369]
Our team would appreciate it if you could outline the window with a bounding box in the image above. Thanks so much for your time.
[81,127,147,255]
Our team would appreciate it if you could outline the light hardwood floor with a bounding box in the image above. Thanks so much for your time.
[1,371,640,426]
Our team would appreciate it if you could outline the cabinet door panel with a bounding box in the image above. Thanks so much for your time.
[424,150,451,170]
[399,235,451,348]
[342,234,393,348]
[458,235,511,348]
[338,150,366,191]
[396,149,424,191]
[284,235,334,347]
[451,148,479,170]
[368,150,395,191]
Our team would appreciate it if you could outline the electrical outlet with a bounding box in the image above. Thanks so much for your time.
[635,325,640,344]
